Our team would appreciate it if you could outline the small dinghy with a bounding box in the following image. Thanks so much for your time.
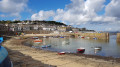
[32,37,39,39]
[46,45,51,47]
[41,45,51,48]
[93,37,97,40]
[81,36,84,38]
[60,37,64,38]
[58,52,65,55]
[43,36,46,38]
[41,45,47,48]
[77,48,85,53]
[34,40,42,43]
[94,47,102,50]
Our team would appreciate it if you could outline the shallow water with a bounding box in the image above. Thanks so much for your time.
[31,35,120,58]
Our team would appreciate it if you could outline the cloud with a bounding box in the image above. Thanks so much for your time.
[0,14,6,17]
[53,0,105,25]
[105,0,120,18]
[0,0,28,17]
[31,0,120,31]
[31,10,55,20]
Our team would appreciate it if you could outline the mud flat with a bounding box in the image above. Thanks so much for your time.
[2,36,120,67]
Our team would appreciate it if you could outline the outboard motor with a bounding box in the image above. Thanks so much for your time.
[0,37,13,67]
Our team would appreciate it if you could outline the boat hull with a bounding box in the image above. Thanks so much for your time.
[58,52,65,55]
[77,49,85,53]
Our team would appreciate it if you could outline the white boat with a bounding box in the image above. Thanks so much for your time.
[94,47,101,50]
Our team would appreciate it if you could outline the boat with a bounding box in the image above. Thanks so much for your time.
[77,48,85,53]
[60,37,64,38]
[80,36,84,38]
[32,37,39,39]
[93,37,97,40]
[34,40,42,43]
[41,45,47,48]
[58,52,65,55]
[41,45,51,48]
[86,37,90,39]
[94,47,102,50]
[46,45,51,47]
[43,36,46,38]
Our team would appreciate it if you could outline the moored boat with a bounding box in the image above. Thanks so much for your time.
[93,37,97,40]
[94,47,101,50]
[32,37,39,39]
[41,45,51,48]
[46,45,51,47]
[58,52,65,55]
[34,40,42,43]
[77,48,85,53]
[80,36,84,38]
[41,45,47,48]
[60,36,64,38]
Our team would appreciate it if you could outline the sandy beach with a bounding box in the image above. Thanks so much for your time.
[2,36,120,67]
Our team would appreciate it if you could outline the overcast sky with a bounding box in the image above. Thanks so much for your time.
[0,0,120,31]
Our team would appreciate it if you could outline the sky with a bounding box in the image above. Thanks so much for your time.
[0,0,120,31]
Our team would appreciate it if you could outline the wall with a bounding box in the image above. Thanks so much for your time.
[61,32,109,40]
[117,33,120,42]
[76,33,109,40]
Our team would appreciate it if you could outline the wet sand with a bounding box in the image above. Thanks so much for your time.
[2,36,120,67]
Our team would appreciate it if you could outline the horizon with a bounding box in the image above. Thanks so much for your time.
[0,0,120,31]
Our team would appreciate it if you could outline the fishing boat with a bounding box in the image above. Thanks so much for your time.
[77,48,85,53]
[58,52,65,55]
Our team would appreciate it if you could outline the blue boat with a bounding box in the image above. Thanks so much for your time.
[93,37,97,40]
[41,45,51,48]
[41,45,47,48]
[46,45,51,47]
[60,37,64,38]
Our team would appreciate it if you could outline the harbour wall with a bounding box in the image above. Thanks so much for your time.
[61,32,109,40]
[117,33,120,42]
[77,33,109,40]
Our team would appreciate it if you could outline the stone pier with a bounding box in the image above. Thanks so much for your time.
[117,33,120,42]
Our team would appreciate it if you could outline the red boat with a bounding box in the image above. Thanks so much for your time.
[34,40,42,42]
[58,52,65,55]
[81,36,84,38]
[77,48,85,53]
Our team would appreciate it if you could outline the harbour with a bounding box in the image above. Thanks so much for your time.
[24,34,120,58]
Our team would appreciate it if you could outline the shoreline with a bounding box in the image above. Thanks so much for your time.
[2,36,120,67]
